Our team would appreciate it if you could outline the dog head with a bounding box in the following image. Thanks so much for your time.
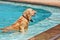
[23,8,36,22]
[24,8,36,16]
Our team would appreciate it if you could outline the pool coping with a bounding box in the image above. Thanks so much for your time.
[0,1,60,8]
[1,0,60,8]
[29,24,60,40]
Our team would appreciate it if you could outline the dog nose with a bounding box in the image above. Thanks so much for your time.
[34,12,36,14]
[35,11,37,14]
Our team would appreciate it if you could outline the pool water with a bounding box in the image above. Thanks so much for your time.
[0,2,60,40]
[0,3,51,28]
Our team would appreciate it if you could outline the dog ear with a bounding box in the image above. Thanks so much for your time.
[30,19,33,22]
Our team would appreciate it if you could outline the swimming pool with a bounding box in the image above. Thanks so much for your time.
[0,1,60,40]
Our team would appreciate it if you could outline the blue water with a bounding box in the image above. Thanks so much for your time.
[0,3,51,39]
[0,3,51,28]
[0,2,60,40]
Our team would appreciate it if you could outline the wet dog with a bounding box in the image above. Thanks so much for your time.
[0,8,36,33]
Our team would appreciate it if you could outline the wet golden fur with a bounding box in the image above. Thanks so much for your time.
[0,8,36,33]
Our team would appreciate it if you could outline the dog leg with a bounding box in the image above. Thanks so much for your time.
[2,30,8,33]
[20,27,25,34]
[25,26,28,32]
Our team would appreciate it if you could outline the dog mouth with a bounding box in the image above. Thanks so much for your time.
[33,12,36,16]
[30,12,36,22]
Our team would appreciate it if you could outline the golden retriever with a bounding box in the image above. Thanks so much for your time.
[0,8,36,33]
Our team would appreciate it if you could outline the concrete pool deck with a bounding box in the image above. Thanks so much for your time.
[10,0,60,7]
[29,24,60,40]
